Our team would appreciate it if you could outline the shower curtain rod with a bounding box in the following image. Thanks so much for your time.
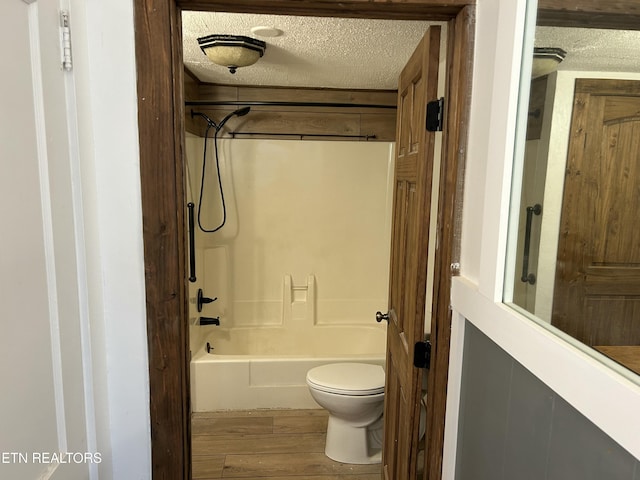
[228,132,377,140]
[185,100,396,110]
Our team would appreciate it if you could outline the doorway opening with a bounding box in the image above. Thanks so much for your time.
[182,12,446,478]
[134,1,474,478]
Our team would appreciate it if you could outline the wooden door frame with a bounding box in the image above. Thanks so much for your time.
[134,1,472,479]
[134,0,640,478]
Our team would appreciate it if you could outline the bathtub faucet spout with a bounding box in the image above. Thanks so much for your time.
[200,316,220,326]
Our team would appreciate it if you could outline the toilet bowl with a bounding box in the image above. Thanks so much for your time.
[306,362,385,464]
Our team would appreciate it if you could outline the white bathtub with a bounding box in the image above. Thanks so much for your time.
[190,324,387,411]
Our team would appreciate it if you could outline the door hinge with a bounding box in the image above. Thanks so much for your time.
[60,11,73,71]
[426,97,444,132]
[450,262,461,275]
[413,340,432,369]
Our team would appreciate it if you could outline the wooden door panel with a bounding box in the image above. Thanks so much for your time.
[603,96,640,123]
[553,79,640,347]
[383,357,400,480]
[596,122,640,264]
[401,183,419,346]
[587,297,640,345]
[585,266,640,295]
[390,181,408,327]
[384,26,441,480]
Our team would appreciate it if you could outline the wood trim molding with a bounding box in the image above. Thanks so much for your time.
[537,0,640,30]
[575,78,640,95]
[134,0,190,478]
[177,0,472,20]
[424,5,474,480]
[185,83,398,140]
[184,69,200,102]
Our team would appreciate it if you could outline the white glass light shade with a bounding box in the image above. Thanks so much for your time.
[204,46,261,68]
[198,34,266,74]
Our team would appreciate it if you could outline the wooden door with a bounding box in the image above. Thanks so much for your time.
[383,26,441,480]
[552,79,640,347]
[2,1,92,478]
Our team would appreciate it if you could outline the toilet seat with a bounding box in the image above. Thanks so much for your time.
[306,363,385,396]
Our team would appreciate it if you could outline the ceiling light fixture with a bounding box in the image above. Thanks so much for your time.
[197,34,266,74]
[532,47,567,78]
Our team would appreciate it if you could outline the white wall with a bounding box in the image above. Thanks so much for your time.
[444,0,640,475]
[2,1,150,479]
[71,0,151,478]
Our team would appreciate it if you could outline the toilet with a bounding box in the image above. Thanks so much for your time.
[306,362,385,464]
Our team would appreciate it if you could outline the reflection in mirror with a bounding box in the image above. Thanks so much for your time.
[505,15,640,381]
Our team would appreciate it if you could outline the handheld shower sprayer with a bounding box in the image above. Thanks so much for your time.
[236,106,251,116]
[218,106,251,130]
[190,106,252,233]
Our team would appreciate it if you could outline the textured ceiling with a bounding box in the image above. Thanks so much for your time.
[535,27,640,73]
[181,11,438,89]
[181,13,640,90]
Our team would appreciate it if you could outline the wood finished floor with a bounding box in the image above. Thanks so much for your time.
[192,409,382,479]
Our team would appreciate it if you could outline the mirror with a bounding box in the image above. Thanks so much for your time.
[504,1,640,382]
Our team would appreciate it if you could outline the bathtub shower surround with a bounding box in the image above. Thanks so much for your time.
[186,138,394,410]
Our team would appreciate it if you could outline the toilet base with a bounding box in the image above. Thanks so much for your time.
[325,415,383,464]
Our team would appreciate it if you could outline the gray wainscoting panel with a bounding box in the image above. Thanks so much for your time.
[454,321,513,480]
[502,361,554,479]
[455,321,639,480]
[546,395,636,480]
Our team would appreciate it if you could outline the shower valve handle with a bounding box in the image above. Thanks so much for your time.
[197,288,218,312]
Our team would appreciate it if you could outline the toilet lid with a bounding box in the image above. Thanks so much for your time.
[306,363,385,396]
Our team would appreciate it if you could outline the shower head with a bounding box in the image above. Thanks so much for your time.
[234,106,251,117]
[218,106,251,130]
